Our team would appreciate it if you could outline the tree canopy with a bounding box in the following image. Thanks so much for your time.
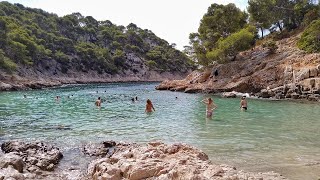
[188,1,320,66]
[0,2,194,73]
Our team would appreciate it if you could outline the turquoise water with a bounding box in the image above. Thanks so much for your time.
[0,82,319,179]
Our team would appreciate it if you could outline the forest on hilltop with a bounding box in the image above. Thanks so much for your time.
[0,2,194,75]
[186,0,320,66]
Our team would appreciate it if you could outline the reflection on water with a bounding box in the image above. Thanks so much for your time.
[0,82,319,179]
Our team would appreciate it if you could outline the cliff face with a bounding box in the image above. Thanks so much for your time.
[157,34,320,100]
[0,53,190,91]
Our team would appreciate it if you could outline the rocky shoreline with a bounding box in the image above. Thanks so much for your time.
[0,70,188,91]
[156,35,320,102]
[0,140,287,180]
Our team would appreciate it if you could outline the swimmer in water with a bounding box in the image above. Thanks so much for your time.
[240,96,248,111]
[145,99,155,113]
[202,98,217,118]
[95,97,101,107]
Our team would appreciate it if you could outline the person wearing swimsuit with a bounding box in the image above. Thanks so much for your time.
[240,96,248,111]
[145,99,155,113]
[202,98,217,118]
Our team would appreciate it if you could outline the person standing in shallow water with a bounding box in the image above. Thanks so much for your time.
[145,99,155,113]
[95,97,102,107]
[202,98,217,118]
[240,96,248,111]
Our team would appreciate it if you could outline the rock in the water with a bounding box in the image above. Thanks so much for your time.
[83,140,116,157]
[222,92,237,98]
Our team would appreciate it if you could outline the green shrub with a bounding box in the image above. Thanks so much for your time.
[146,60,157,69]
[262,40,278,54]
[298,19,320,53]
[0,53,17,72]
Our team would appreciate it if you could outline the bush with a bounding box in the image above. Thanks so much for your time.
[206,25,256,63]
[0,52,17,72]
[262,40,278,54]
[298,19,320,53]
[302,8,320,27]
[146,60,157,69]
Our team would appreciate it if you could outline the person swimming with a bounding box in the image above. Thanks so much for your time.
[95,97,102,107]
[135,96,138,101]
[145,99,155,113]
[240,96,248,110]
[202,98,217,118]
[131,98,135,102]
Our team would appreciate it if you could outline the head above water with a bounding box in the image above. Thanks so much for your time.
[98,97,101,100]
[241,96,246,100]
[147,99,152,104]
[208,98,212,103]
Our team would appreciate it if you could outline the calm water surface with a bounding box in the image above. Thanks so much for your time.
[0,82,319,179]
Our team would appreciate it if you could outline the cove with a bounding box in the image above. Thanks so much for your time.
[0,82,319,179]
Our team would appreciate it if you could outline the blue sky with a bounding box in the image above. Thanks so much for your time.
[4,0,248,49]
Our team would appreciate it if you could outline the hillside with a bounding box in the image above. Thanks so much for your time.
[157,33,320,101]
[0,2,194,90]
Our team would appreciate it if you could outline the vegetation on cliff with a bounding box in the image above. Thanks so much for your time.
[0,2,194,74]
[298,19,320,53]
[187,1,320,66]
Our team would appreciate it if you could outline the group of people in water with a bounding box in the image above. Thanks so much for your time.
[201,96,247,117]
[24,91,248,118]
[94,95,248,118]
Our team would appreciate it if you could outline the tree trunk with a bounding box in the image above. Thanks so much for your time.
[260,27,264,38]
[277,21,282,32]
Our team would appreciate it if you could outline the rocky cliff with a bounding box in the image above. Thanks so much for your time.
[157,34,320,101]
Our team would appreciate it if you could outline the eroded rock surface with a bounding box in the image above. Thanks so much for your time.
[0,140,288,180]
[86,142,286,180]
[0,141,64,179]
[156,34,320,101]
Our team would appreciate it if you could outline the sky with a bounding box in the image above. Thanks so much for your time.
[4,0,248,50]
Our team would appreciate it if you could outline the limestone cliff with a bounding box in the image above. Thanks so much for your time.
[157,34,320,100]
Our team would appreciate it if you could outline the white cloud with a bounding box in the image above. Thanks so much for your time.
[5,0,248,50]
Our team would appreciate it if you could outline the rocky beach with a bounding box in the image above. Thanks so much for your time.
[0,141,287,180]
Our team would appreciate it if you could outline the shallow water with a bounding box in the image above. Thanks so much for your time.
[0,82,319,179]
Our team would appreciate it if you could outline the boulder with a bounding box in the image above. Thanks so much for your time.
[296,68,310,81]
[260,89,271,98]
[291,93,300,99]
[0,165,25,180]
[0,81,13,91]
[1,141,63,171]
[221,92,237,98]
[309,67,318,77]
[83,141,116,157]
[0,153,24,173]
